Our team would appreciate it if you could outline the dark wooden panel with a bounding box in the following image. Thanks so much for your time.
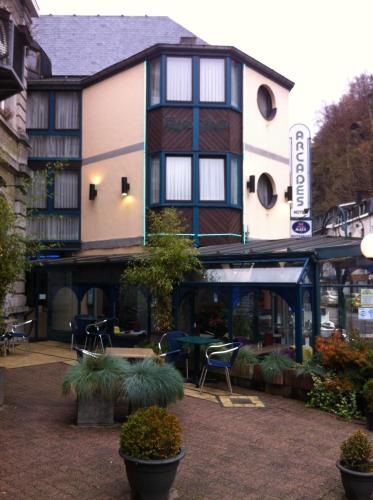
[199,109,242,154]
[199,235,241,246]
[199,207,241,235]
[147,207,193,234]
[147,108,193,153]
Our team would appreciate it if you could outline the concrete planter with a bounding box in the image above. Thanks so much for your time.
[77,396,114,426]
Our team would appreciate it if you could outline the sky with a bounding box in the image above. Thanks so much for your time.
[36,0,373,136]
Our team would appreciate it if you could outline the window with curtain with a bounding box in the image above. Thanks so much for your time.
[29,135,80,158]
[151,58,161,105]
[28,170,47,209]
[27,91,49,129]
[166,57,192,102]
[166,156,192,200]
[27,215,79,240]
[54,171,79,209]
[151,156,160,203]
[231,157,238,205]
[200,58,225,102]
[55,92,80,129]
[231,60,240,107]
[199,158,225,201]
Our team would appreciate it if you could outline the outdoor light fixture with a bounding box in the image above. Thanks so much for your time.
[285,185,293,202]
[361,233,373,259]
[89,183,97,200]
[246,175,255,193]
[121,177,130,197]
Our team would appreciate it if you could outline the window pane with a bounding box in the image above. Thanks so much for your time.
[166,156,191,200]
[27,215,79,240]
[231,157,238,205]
[151,157,160,203]
[151,58,161,105]
[29,136,80,158]
[166,57,192,102]
[200,58,225,102]
[200,158,225,201]
[55,92,80,129]
[231,60,239,107]
[28,170,47,209]
[54,171,79,209]
[27,92,49,129]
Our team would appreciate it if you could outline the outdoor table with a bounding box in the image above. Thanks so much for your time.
[176,335,220,386]
[106,347,155,360]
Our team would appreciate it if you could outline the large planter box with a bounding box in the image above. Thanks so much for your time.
[77,396,114,426]
[0,367,4,406]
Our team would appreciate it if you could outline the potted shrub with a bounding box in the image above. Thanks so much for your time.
[259,351,292,394]
[62,354,129,425]
[337,429,373,499]
[119,405,185,500]
[232,346,258,380]
[120,358,184,412]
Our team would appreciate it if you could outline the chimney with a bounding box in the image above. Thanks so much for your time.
[179,36,197,45]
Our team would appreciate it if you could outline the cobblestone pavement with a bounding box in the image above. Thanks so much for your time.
[0,363,358,499]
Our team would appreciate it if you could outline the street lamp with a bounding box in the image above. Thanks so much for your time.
[361,233,373,259]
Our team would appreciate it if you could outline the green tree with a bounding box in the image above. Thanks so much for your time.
[312,73,373,214]
[121,208,203,333]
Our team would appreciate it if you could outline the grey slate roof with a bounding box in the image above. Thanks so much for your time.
[31,15,205,76]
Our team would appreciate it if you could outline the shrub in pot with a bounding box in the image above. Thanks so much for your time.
[120,358,184,412]
[233,347,258,380]
[260,352,292,386]
[62,354,129,425]
[363,379,373,431]
[337,429,373,500]
[119,405,185,500]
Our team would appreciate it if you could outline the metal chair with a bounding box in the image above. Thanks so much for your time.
[9,320,34,352]
[83,319,112,352]
[199,341,242,394]
[73,346,101,361]
[158,330,189,379]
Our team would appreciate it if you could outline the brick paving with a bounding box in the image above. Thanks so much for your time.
[0,363,360,499]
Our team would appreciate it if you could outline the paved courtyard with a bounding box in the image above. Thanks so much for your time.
[0,361,360,499]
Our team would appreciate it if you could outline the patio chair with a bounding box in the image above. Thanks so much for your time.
[9,320,34,352]
[199,341,242,394]
[158,331,189,379]
[83,319,113,352]
[73,347,102,361]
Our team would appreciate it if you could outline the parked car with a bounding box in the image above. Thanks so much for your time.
[320,320,335,337]
[321,290,338,306]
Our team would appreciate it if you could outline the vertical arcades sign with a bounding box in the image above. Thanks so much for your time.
[289,124,311,219]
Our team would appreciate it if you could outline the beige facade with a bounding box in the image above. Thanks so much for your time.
[0,0,37,315]
[242,65,291,239]
[81,63,146,256]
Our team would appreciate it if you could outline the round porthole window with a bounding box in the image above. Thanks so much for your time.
[257,85,276,120]
[0,19,8,59]
[257,173,277,208]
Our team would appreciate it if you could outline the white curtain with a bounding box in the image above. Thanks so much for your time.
[27,92,49,129]
[151,157,160,203]
[27,215,79,240]
[151,58,161,105]
[231,157,238,204]
[200,58,225,102]
[30,136,80,158]
[199,158,225,201]
[28,171,47,209]
[166,156,191,200]
[166,57,192,101]
[55,92,80,129]
[54,171,79,208]
[231,60,239,107]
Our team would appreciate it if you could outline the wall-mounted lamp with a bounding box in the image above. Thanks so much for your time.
[121,177,130,197]
[89,183,97,200]
[285,186,293,203]
[246,175,255,193]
